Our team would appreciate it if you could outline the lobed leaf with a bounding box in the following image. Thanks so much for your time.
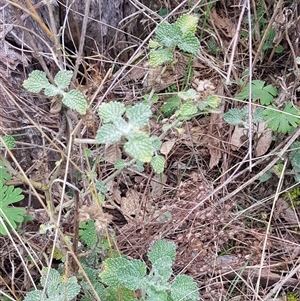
[171,275,199,301]
[62,89,88,115]
[0,185,25,235]
[23,70,50,93]
[176,101,198,120]
[236,80,278,104]
[126,103,151,128]
[178,89,197,100]
[175,14,199,35]
[100,257,146,290]
[54,70,73,90]
[156,23,181,48]
[124,134,154,162]
[148,240,176,265]
[149,48,174,67]
[150,155,165,174]
[264,103,300,134]
[178,33,200,54]
[96,124,122,144]
[98,102,126,123]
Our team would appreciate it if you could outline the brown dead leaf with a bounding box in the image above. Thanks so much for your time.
[210,7,236,38]
[121,189,141,219]
[230,126,248,150]
[160,139,176,156]
[276,198,299,224]
[104,144,122,164]
[254,122,273,156]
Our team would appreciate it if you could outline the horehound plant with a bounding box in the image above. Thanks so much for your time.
[14,13,214,301]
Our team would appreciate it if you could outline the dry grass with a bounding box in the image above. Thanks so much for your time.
[0,0,300,300]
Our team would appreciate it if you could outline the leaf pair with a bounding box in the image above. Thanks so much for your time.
[23,70,88,115]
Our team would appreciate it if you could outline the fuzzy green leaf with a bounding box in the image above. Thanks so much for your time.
[23,70,50,93]
[223,107,249,127]
[175,14,199,35]
[156,23,181,47]
[178,89,197,100]
[264,103,300,134]
[176,101,198,120]
[126,103,151,128]
[151,155,165,174]
[54,70,73,90]
[171,275,199,301]
[150,135,162,150]
[148,240,176,265]
[79,220,97,248]
[0,135,16,149]
[151,256,173,283]
[178,33,200,54]
[114,159,126,170]
[162,96,180,116]
[149,49,174,67]
[106,286,138,301]
[124,134,154,162]
[62,89,88,114]
[100,257,146,290]
[96,124,122,144]
[25,268,80,301]
[98,102,126,123]
[145,286,169,301]
[236,80,278,104]
[149,39,161,49]
[44,85,61,97]
[289,142,300,170]
[0,183,25,235]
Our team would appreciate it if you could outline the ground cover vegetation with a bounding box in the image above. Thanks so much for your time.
[0,0,300,300]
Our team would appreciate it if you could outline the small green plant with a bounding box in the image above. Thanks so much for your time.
[149,14,200,67]
[23,70,88,115]
[96,101,165,173]
[24,267,81,301]
[224,80,300,134]
[0,161,26,235]
[99,239,199,301]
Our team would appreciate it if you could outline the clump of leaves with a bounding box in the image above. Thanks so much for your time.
[99,239,199,301]
[23,70,87,115]
[24,267,80,301]
[149,14,200,67]
[224,80,300,134]
[0,162,26,235]
[96,101,165,173]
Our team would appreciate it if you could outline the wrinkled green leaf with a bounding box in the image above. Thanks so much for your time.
[178,33,200,54]
[96,124,122,144]
[156,23,181,47]
[62,89,88,114]
[126,103,151,128]
[23,70,50,93]
[175,14,199,35]
[149,49,174,67]
[54,70,73,90]
[151,155,165,174]
[100,257,146,290]
[124,134,154,162]
[148,240,176,265]
[176,101,198,120]
[98,102,126,123]
[0,184,25,235]
[171,275,199,301]
[178,89,197,100]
